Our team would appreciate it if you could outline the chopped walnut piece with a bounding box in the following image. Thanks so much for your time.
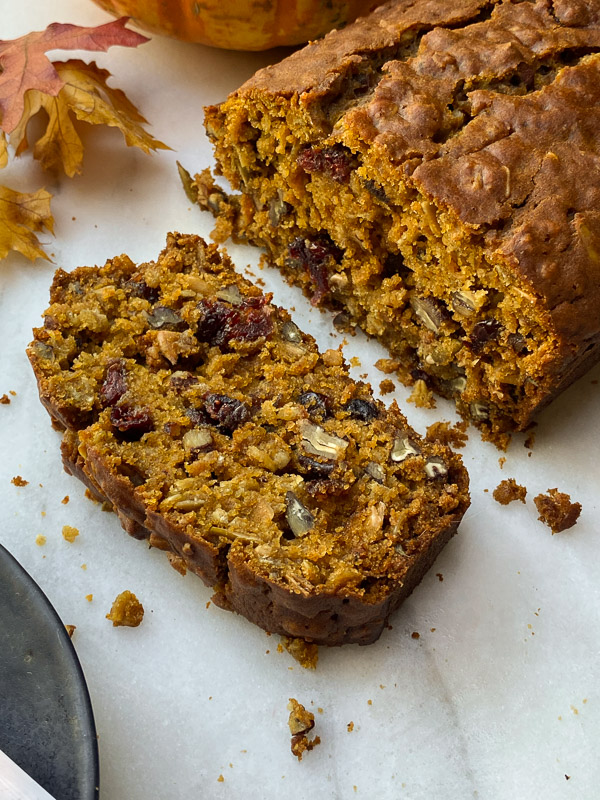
[407,379,436,408]
[426,420,468,448]
[11,475,28,487]
[281,636,319,669]
[288,698,321,761]
[493,478,527,505]
[534,489,581,534]
[106,590,144,627]
[62,525,80,543]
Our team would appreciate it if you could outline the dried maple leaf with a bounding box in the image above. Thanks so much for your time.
[0,185,54,261]
[0,19,148,134]
[10,60,170,177]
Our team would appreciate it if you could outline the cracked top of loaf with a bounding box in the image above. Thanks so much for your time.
[225,0,600,345]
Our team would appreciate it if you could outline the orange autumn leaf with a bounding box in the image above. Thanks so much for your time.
[0,18,148,134]
[10,60,170,177]
[0,185,54,262]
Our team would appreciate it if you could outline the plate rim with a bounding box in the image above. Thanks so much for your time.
[0,542,100,799]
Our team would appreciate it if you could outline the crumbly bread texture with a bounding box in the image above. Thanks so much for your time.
[195,0,600,445]
[534,487,581,533]
[493,477,526,505]
[28,233,468,646]
[288,698,320,760]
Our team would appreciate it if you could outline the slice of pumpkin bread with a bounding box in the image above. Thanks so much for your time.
[28,233,468,646]
[196,0,600,444]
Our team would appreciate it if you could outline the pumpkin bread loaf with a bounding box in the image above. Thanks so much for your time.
[195,0,600,444]
[28,233,469,646]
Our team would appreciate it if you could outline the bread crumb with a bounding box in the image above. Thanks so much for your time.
[534,489,581,534]
[425,420,468,448]
[322,348,343,367]
[281,636,318,669]
[436,573,444,582]
[407,379,436,408]
[349,356,361,368]
[35,534,46,546]
[0,393,10,404]
[217,774,224,782]
[85,594,93,602]
[81,564,87,570]
[493,478,527,505]
[288,699,320,760]
[498,457,506,469]
[62,525,79,543]
[379,379,395,396]
[65,624,76,638]
[375,358,400,374]
[359,372,368,379]
[11,476,28,487]
[106,590,144,627]
[411,631,420,639]
[9,390,16,396]
[61,495,70,504]
[524,432,536,450]
[367,699,372,705]
[347,721,354,732]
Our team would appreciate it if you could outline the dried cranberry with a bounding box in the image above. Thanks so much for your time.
[297,453,335,479]
[110,405,154,437]
[298,391,330,419]
[469,319,502,353]
[204,394,250,432]
[287,235,341,306]
[196,298,272,350]
[297,145,353,184]
[185,406,209,426]
[100,360,128,407]
[344,398,378,421]
[170,372,199,391]
[124,279,159,304]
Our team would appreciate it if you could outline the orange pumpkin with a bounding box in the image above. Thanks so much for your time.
[91,0,384,51]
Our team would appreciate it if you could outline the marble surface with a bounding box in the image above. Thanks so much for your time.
[2,3,599,798]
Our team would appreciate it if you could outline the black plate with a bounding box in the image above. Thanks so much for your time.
[0,543,99,799]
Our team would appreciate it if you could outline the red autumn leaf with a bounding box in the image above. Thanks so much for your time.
[0,18,148,134]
